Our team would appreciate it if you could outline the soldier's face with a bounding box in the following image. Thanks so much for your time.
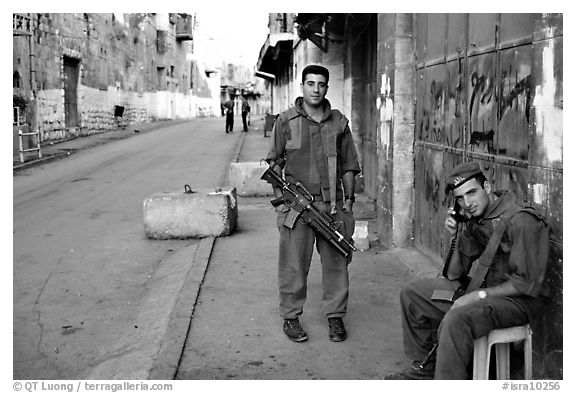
[301,74,328,108]
[453,178,491,218]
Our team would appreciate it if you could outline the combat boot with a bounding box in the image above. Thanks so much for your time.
[283,318,308,342]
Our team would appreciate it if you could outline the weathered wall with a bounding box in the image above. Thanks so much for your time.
[528,14,563,378]
[413,13,563,378]
[13,36,32,91]
[13,13,219,143]
[375,14,416,248]
[272,66,292,113]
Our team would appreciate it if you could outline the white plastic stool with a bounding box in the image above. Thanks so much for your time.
[473,324,532,380]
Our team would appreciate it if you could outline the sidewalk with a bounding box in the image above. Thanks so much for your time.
[172,120,443,379]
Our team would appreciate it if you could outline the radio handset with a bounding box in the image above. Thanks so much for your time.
[450,201,468,223]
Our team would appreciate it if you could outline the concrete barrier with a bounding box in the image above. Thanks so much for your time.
[229,161,274,197]
[143,188,237,239]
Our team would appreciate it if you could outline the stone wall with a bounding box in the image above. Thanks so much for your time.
[36,89,67,141]
[13,13,223,142]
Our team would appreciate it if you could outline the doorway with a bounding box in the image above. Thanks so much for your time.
[63,56,80,128]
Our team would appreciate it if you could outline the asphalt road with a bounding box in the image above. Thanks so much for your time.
[13,117,243,379]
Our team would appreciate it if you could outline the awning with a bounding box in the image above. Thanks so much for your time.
[256,33,294,76]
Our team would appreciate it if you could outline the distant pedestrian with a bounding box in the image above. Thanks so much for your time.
[241,96,250,132]
[223,97,235,133]
[266,64,360,343]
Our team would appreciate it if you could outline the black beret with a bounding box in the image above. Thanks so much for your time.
[446,161,483,192]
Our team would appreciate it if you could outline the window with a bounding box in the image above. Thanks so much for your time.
[157,67,166,90]
[13,106,25,126]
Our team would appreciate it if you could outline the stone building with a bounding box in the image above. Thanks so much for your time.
[13,13,221,147]
[257,13,563,378]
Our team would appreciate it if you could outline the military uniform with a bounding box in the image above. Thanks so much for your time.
[399,189,550,379]
[266,97,360,320]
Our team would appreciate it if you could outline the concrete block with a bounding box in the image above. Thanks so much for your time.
[353,220,370,251]
[229,162,274,197]
[144,188,237,239]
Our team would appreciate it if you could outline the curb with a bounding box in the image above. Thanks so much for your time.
[149,237,215,379]
[13,151,72,172]
[13,119,190,172]
[85,237,215,380]
[231,131,248,164]
[217,129,248,187]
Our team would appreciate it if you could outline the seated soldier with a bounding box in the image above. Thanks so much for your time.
[385,161,550,379]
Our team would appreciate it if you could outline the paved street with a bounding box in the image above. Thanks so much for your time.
[13,117,245,379]
[13,116,441,380]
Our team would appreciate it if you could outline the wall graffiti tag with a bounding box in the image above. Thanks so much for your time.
[418,75,446,144]
[469,69,496,154]
[498,74,531,123]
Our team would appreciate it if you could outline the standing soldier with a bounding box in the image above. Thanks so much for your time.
[266,64,361,343]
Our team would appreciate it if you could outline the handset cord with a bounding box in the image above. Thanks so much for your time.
[442,222,461,278]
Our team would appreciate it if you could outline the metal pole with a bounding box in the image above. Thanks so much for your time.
[19,129,24,163]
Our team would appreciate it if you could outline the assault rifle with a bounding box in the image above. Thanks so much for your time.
[261,163,357,258]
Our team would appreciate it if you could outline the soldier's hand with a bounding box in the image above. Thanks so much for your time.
[445,208,457,236]
[451,291,481,310]
[274,204,286,213]
[343,200,353,215]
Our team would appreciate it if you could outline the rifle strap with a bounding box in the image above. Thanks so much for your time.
[327,156,337,214]
[318,111,347,215]
[306,121,328,197]
[465,205,533,293]
[465,219,508,293]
